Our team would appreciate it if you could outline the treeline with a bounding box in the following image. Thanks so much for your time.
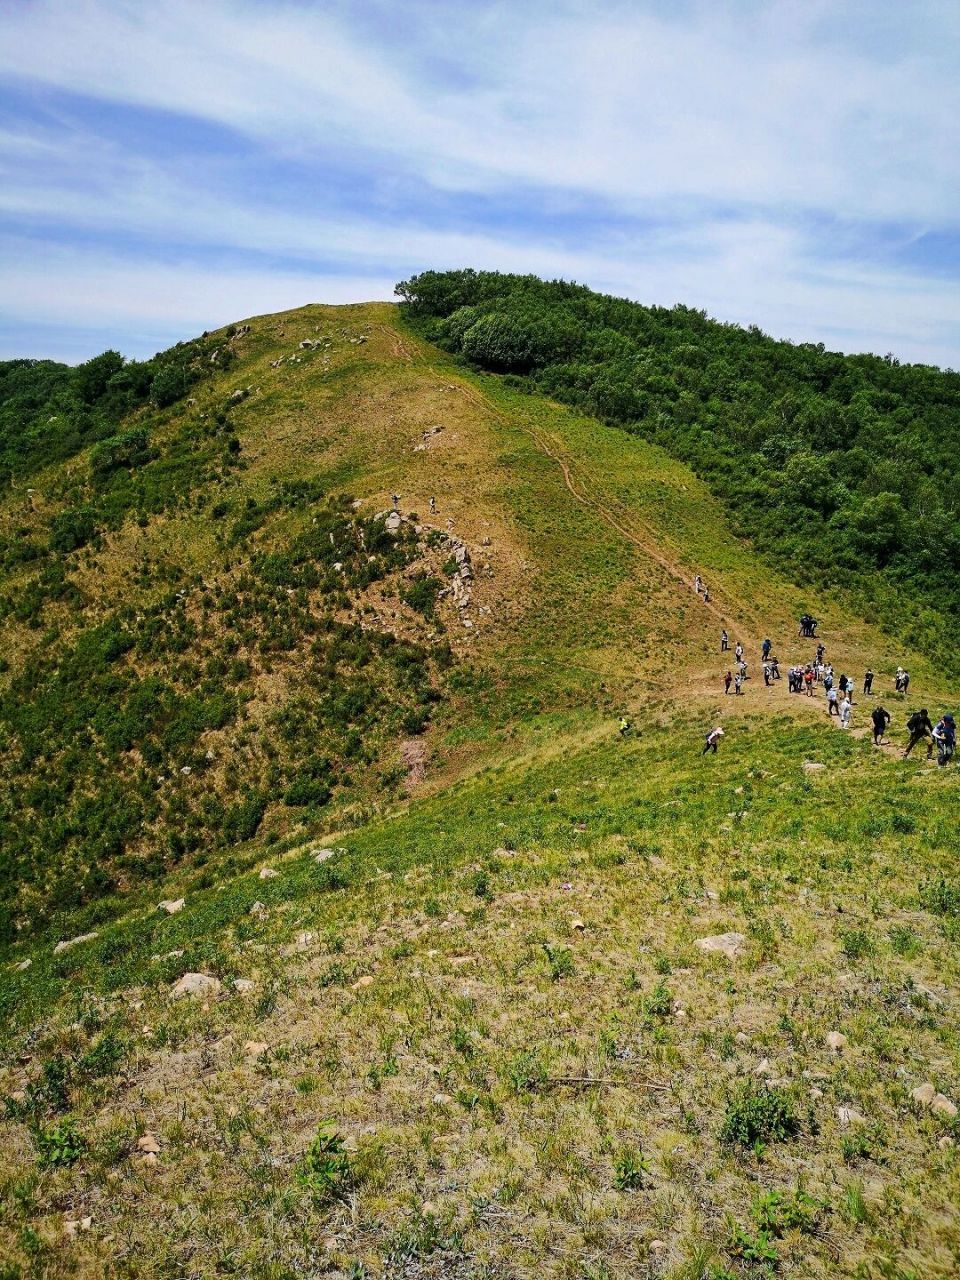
[0,328,237,483]
[397,269,960,659]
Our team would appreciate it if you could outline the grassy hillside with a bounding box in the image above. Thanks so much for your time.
[1,301,958,1279]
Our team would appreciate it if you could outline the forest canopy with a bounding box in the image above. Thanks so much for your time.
[397,269,960,660]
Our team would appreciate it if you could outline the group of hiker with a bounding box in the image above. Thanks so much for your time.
[706,611,955,765]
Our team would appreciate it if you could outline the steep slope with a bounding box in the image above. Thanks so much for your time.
[1,303,958,1280]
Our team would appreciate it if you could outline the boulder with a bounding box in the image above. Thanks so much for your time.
[137,1132,161,1154]
[233,978,256,995]
[14,959,31,972]
[258,867,279,880]
[314,848,336,863]
[351,975,374,991]
[53,932,99,956]
[802,761,826,773]
[912,1082,937,1107]
[694,932,746,960]
[932,1094,958,1120]
[826,1031,848,1052]
[170,972,221,999]
[837,1106,867,1127]
[158,899,185,915]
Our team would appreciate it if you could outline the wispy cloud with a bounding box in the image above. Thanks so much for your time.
[0,0,957,363]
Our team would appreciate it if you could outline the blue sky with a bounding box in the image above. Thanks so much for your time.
[0,0,958,366]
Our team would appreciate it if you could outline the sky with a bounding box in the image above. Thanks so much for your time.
[0,0,958,367]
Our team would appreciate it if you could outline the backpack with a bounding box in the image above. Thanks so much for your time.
[906,712,923,733]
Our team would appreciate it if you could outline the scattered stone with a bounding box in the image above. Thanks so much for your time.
[314,848,336,863]
[912,1082,937,1108]
[802,761,826,773]
[63,1216,93,1238]
[571,918,586,933]
[837,1106,867,1127]
[137,1132,161,1155]
[180,765,192,776]
[649,1240,667,1252]
[932,1094,959,1120]
[734,1032,749,1044]
[249,902,268,918]
[158,899,185,915]
[53,932,99,956]
[694,932,746,960]
[351,975,374,991]
[432,1093,453,1106]
[385,511,403,532]
[939,1136,955,1150]
[169,972,222,999]
[164,949,184,960]
[754,1058,774,1077]
[826,1031,848,1053]
[233,978,256,995]
[244,1041,269,1057]
[259,867,279,880]
[14,959,31,972]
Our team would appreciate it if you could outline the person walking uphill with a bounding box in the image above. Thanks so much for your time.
[839,695,852,729]
[721,628,729,652]
[863,669,874,695]
[701,726,724,756]
[724,671,732,695]
[903,709,934,759]
[932,714,956,766]
[827,686,840,716]
[871,705,891,746]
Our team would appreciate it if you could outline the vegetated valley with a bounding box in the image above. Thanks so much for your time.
[0,282,958,1280]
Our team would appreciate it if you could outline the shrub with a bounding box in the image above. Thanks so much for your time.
[296,1123,353,1202]
[719,1084,799,1147]
[34,1119,85,1168]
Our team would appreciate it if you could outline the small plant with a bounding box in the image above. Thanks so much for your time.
[543,942,573,982]
[888,925,922,957]
[843,1178,871,1224]
[506,1050,547,1094]
[643,980,673,1019]
[840,928,875,960]
[296,1123,353,1203]
[726,1220,779,1267]
[918,876,960,917]
[33,1119,86,1169]
[752,1185,818,1235]
[613,1147,651,1190]
[719,1083,799,1148]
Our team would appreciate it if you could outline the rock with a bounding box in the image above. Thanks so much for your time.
[432,1093,453,1106]
[244,1040,269,1057]
[169,972,221,999]
[932,1093,958,1120]
[249,901,268,918]
[694,932,746,960]
[180,765,192,776]
[258,867,279,880]
[754,1058,774,1077]
[158,899,185,915]
[351,975,374,991]
[826,1031,848,1052]
[63,1216,93,1238]
[233,978,256,995]
[939,1136,956,1149]
[137,1132,161,1155]
[803,761,826,773]
[837,1106,867,1127]
[14,959,31,972]
[314,848,336,863]
[385,511,402,532]
[912,1082,937,1107]
[649,1240,667,1252]
[571,918,586,933]
[53,931,99,955]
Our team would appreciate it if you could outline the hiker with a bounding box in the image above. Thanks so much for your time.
[895,667,909,694]
[871,705,891,745]
[804,666,815,696]
[838,673,849,698]
[770,658,780,680]
[816,642,825,665]
[734,672,743,695]
[737,658,748,680]
[429,496,436,515]
[932,714,956,766]
[761,638,771,661]
[827,686,839,716]
[839,695,852,729]
[391,493,400,510]
[863,669,874,695]
[763,662,771,687]
[721,629,729,652]
[724,671,733,695]
[694,574,703,595]
[701,726,724,755]
[734,641,743,664]
[703,586,710,603]
[618,716,631,737]
[903,708,934,759]
[901,671,910,694]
